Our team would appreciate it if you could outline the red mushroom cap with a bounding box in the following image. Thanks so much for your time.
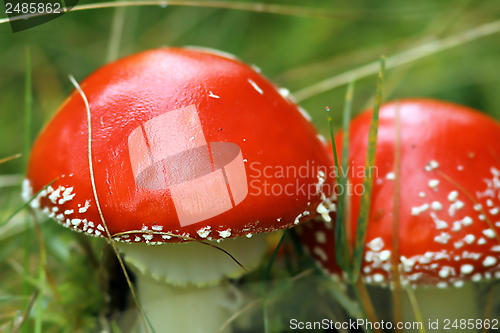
[25,47,332,244]
[298,99,500,288]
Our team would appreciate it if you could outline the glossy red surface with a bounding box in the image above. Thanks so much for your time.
[298,99,500,286]
[26,47,332,243]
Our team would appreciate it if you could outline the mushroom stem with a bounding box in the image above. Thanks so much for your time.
[135,277,241,333]
[116,233,269,333]
[402,283,479,332]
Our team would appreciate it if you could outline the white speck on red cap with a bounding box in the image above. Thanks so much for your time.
[482,229,496,239]
[412,203,429,216]
[464,234,475,244]
[430,213,448,230]
[483,256,497,267]
[425,160,439,171]
[448,191,459,202]
[461,216,473,226]
[460,264,474,275]
[366,237,384,252]
[431,202,443,210]
[218,229,231,238]
[428,179,440,189]
[434,232,451,244]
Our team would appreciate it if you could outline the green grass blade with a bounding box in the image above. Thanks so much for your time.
[111,320,125,333]
[261,230,287,333]
[262,231,288,280]
[31,208,49,333]
[21,46,33,333]
[34,262,45,333]
[338,80,355,278]
[328,80,355,276]
[23,46,32,172]
[0,180,55,228]
[320,275,364,319]
[351,56,385,282]
[326,106,346,271]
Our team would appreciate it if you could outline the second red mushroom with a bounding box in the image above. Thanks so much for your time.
[298,98,500,325]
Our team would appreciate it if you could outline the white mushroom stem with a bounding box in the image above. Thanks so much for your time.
[116,233,269,333]
[136,278,241,333]
[402,282,479,332]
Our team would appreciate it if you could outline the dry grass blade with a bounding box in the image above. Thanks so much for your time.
[106,0,127,62]
[0,0,444,25]
[294,19,500,102]
[69,73,248,332]
[215,269,314,333]
[352,279,381,333]
[68,75,154,333]
[216,298,260,333]
[9,289,38,333]
[401,273,426,333]
[112,230,248,271]
[481,282,497,333]
[0,154,22,165]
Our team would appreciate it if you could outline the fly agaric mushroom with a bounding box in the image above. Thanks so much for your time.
[297,99,500,326]
[23,47,333,332]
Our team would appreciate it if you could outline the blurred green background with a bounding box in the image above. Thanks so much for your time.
[1,0,500,175]
[1,0,500,331]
